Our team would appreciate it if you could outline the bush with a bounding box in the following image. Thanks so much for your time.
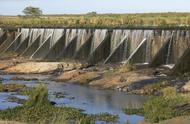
[143,96,174,123]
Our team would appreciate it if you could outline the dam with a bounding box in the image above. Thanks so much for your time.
[0,28,190,74]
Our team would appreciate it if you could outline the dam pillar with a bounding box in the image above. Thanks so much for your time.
[172,45,190,74]
[0,31,15,53]
[0,31,7,46]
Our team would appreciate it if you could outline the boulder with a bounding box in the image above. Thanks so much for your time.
[57,70,83,82]
[182,81,190,92]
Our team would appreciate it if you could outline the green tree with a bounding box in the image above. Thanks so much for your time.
[23,6,42,17]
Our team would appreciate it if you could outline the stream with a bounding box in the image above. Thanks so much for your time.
[0,74,148,124]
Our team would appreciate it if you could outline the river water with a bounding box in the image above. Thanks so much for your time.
[0,74,148,124]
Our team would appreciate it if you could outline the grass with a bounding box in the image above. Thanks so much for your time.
[124,108,144,115]
[1,13,190,28]
[0,52,18,59]
[104,64,134,77]
[0,84,118,124]
[0,83,26,92]
[142,80,171,95]
[124,87,190,123]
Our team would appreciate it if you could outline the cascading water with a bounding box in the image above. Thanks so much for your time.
[144,30,154,63]
[65,29,77,48]
[1,28,190,70]
[165,32,174,65]
[50,29,64,48]
[90,29,108,54]
[0,28,3,37]
[75,29,91,52]
[20,28,30,43]
[28,28,43,46]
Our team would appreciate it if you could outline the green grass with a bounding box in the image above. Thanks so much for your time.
[142,80,171,95]
[124,108,144,115]
[124,87,190,123]
[1,13,190,28]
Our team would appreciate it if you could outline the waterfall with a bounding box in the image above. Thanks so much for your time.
[50,29,64,48]
[110,30,123,53]
[76,29,91,52]
[166,32,174,64]
[144,30,154,63]
[90,29,108,54]
[65,29,77,48]
[20,28,30,43]
[0,28,3,37]
[28,28,44,46]
[129,30,145,55]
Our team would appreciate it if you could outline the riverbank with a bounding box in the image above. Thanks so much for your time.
[0,56,189,95]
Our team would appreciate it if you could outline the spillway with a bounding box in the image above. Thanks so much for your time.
[0,28,190,73]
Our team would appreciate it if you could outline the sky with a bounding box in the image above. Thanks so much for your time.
[0,0,190,15]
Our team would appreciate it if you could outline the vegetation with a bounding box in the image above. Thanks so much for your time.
[0,52,18,59]
[124,87,190,123]
[0,83,26,92]
[0,84,118,124]
[22,6,43,17]
[1,13,190,28]
[104,64,134,77]
[124,108,144,115]
[142,80,171,95]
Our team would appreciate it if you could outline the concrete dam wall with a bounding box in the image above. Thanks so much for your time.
[0,28,190,73]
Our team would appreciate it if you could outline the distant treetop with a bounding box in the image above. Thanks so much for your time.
[23,6,43,17]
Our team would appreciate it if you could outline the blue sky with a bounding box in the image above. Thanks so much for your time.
[0,0,190,15]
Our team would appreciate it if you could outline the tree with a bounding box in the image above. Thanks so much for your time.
[87,11,97,16]
[23,6,42,17]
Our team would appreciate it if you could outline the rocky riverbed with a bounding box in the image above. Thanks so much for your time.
[0,57,190,96]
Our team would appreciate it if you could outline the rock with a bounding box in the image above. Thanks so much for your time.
[11,76,39,81]
[54,92,65,98]
[0,77,3,81]
[73,72,101,84]
[182,81,190,92]
[57,70,83,81]
[50,101,56,105]
[8,96,26,104]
